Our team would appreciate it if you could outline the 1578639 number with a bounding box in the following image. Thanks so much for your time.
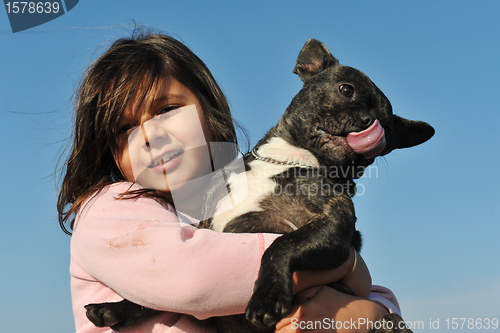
[445,318,498,330]
[5,2,60,14]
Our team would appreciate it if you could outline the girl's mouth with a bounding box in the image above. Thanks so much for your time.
[149,149,184,170]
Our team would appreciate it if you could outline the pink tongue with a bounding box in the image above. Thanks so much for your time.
[346,120,386,159]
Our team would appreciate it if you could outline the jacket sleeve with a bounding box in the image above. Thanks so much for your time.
[71,183,280,319]
[369,285,402,316]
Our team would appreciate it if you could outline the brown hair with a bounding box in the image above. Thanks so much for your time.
[58,28,244,234]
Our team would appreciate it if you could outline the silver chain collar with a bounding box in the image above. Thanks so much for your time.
[250,147,354,197]
[251,148,317,169]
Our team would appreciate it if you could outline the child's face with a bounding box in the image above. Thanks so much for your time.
[115,78,213,199]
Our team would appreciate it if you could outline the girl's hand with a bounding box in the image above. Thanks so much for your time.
[275,286,389,333]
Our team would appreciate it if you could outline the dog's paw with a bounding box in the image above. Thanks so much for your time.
[245,291,293,328]
[85,303,118,327]
[85,303,137,331]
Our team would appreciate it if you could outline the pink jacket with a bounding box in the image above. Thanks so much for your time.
[70,182,400,332]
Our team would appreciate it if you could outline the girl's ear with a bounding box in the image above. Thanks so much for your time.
[293,39,340,82]
[381,115,435,155]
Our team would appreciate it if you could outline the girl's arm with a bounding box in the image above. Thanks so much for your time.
[72,182,372,320]
[72,183,279,319]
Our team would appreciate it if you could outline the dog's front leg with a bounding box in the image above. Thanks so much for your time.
[245,210,355,328]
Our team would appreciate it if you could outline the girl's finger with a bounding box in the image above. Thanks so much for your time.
[276,286,324,332]
[275,305,302,332]
[293,285,323,305]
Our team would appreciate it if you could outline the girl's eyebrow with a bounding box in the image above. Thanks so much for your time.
[153,94,188,105]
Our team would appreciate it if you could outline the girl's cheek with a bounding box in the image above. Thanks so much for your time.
[168,104,209,148]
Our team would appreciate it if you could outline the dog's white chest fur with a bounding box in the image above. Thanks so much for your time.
[210,137,319,232]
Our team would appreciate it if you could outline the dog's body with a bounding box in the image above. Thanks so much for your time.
[85,39,434,332]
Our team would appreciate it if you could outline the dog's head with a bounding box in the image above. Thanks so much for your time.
[276,39,434,176]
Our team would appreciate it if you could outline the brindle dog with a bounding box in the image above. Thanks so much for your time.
[85,39,434,333]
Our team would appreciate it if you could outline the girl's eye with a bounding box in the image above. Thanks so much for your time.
[158,105,181,115]
[118,124,136,135]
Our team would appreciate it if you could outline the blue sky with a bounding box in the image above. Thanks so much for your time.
[1,1,499,332]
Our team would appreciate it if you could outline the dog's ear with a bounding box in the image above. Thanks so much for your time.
[293,39,339,82]
[381,115,435,155]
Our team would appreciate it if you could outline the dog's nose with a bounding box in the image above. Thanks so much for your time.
[360,114,375,128]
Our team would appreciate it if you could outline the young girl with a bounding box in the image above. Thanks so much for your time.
[58,29,400,333]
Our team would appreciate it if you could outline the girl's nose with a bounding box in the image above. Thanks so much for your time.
[141,118,170,150]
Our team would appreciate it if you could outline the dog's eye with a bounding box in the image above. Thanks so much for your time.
[339,84,355,98]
